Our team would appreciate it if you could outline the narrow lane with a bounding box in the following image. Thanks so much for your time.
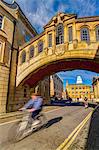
[1,106,93,150]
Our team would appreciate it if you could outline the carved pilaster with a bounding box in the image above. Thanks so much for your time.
[26,50,29,62]
[34,45,38,57]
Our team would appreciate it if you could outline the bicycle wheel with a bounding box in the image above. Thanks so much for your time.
[8,121,24,143]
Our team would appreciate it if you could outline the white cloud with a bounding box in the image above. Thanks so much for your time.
[4,0,97,32]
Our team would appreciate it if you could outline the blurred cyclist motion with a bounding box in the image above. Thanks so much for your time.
[19,93,43,125]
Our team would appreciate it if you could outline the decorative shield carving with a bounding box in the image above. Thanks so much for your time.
[55,44,65,56]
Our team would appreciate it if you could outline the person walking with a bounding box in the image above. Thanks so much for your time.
[84,97,88,108]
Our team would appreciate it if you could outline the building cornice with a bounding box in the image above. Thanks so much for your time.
[76,16,99,23]
[0,0,37,35]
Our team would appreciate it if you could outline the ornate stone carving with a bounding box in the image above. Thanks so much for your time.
[73,39,78,49]
[64,42,69,51]
[44,47,48,55]
[55,44,65,56]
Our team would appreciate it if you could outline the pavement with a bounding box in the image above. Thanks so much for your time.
[0,105,93,150]
[67,105,99,150]
[0,106,61,124]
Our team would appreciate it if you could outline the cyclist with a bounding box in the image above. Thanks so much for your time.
[19,93,43,125]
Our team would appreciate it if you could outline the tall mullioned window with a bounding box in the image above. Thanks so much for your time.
[48,34,52,47]
[0,15,3,29]
[29,46,34,59]
[21,51,26,64]
[81,27,90,42]
[38,41,43,53]
[96,25,99,41]
[68,26,73,42]
[56,24,64,45]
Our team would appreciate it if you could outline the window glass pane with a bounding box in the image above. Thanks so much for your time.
[68,26,73,42]
[81,28,90,42]
[30,46,34,58]
[96,26,99,41]
[48,34,52,47]
[0,15,3,29]
[56,24,64,45]
[38,41,43,53]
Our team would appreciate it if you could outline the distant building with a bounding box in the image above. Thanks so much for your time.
[50,74,63,99]
[66,77,94,100]
[35,77,50,104]
[92,77,99,100]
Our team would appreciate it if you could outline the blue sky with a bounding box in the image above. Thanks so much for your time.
[57,70,99,90]
[5,0,99,88]
[5,0,99,33]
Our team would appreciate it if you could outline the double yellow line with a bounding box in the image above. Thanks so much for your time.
[56,111,92,150]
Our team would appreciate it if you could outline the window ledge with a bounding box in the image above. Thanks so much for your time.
[0,29,7,40]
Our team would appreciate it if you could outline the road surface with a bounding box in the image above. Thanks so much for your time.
[0,106,93,150]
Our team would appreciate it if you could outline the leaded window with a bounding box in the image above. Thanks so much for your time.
[68,26,73,42]
[0,15,3,29]
[96,25,99,41]
[81,28,90,42]
[48,34,52,47]
[29,46,34,59]
[21,51,26,64]
[38,41,43,53]
[56,24,64,45]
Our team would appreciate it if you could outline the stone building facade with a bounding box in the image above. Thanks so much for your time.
[0,0,37,113]
[66,81,94,101]
[50,74,63,99]
[92,77,99,100]
[0,0,99,113]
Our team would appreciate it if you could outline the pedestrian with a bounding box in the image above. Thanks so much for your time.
[84,97,88,108]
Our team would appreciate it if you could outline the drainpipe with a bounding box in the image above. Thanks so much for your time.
[6,20,16,112]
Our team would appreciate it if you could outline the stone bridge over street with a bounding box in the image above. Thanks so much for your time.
[16,12,99,87]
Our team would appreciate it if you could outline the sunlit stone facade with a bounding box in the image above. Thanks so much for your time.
[92,77,99,101]
[66,81,94,101]
[0,0,99,113]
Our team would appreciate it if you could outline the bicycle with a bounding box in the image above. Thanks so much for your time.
[8,109,47,142]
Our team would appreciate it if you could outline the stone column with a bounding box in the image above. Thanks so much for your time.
[73,22,77,40]
[26,49,29,62]
[52,29,56,53]
[34,45,38,57]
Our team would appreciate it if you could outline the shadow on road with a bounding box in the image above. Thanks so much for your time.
[44,116,63,128]
[84,105,99,150]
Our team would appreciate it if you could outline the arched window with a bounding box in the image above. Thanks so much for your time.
[29,46,34,59]
[21,51,26,64]
[56,24,64,45]
[96,25,99,41]
[81,27,90,42]
[38,41,43,53]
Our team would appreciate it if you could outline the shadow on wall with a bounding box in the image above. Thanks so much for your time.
[85,105,99,150]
